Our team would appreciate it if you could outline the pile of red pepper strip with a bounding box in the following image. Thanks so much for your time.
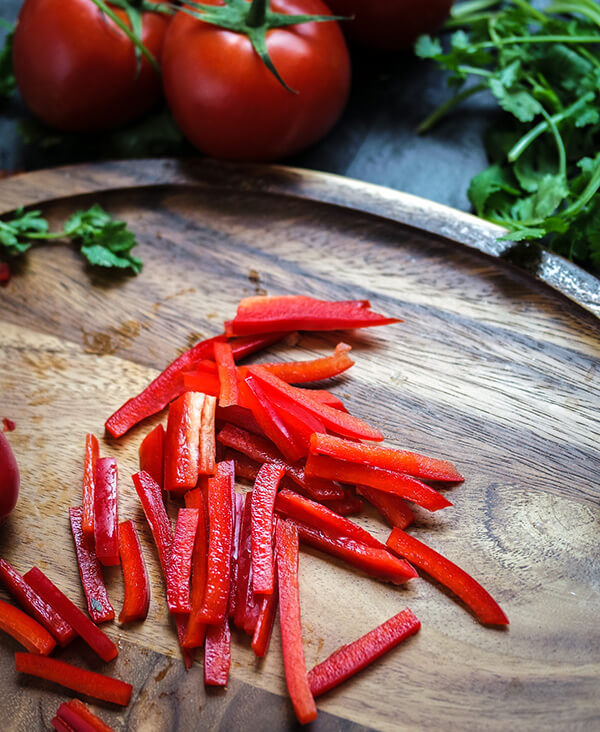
[0,295,510,726]
[52,699,113,732]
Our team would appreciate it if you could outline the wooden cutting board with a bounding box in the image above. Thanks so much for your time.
[0,159,598,732]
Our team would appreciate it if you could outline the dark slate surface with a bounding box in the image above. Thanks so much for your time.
[0,0,500,213]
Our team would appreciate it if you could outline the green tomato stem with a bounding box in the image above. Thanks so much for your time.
[246,0,268,28]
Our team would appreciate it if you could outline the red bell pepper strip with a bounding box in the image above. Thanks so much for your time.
[204,617,231,686]
[0,559,75,646]
[226,295,401,336]
[242,376,306,463]
[93,457,120,567]
[0,598,56,655]
[356,485,414,529]
[304,389,348,412]
[249,365,384,442]
[0,261,10,285]
[275,520,317,725]
[166,508,200,614]
[105,333,289,438]
[81,433,99,539]
[15,653,133,706]
[138,423,165,490]
[305,454,452,511]
[310,433,464,483]
[386,528,509,625]
[275,490,383,550]
[23,567,118,663]
[69,507,114,623]
[228,492,245,619]
[214,341,239,407]
[182,488,209,648]
[215,404,263,436]
[164,392,204,493]
[216,424,343,501]
[252,464,286,595]
[288,519,417,584]
[51,717,73,732]
[174,613,195,670]
[57,700,114,732]
[251,569,278,658]
[232,492,253,631]
[182,370,220,397]
[132,471,173,576]
[257,343,354,384]
[268,389,327,451]
[200,461,234,624]
[117,520,150,624]
[199,395,217,475]
[307,608,421,697]
[321,487,363,517]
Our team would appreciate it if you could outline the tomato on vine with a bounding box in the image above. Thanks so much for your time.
[12,0,171,132]
[161,0,351,161]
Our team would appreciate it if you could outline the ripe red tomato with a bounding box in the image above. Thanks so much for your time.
[325,0,454,51]
[161,0,351,161]
[12,0,170,132]
[0,432,19,525]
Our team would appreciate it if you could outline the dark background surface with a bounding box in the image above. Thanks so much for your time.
[0,0,500,214]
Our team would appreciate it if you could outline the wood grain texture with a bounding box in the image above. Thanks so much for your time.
[0,161,598,731]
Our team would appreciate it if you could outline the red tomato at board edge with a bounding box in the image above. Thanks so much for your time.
[12,0,170,132]
[162,0,351,161]
[325,0,454,51]
[0,432,19,525]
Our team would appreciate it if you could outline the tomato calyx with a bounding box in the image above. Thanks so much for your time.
[179,0,347,92]
[88,0,173,75]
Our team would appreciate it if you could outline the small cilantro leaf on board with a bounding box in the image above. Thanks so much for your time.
[417,0,600,274]
[0,205,143,275]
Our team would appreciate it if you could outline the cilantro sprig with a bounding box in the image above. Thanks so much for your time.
[416,0,600,272]
[0,204,142,274]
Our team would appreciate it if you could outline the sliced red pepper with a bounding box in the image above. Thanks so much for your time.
[0,598,56,655]
[57,700,114,732]
[200,461,234,624]
[268,389,327,452]
[310,433,464,483]
[275,489,382,550]
[251,570,278,658]
[199,395,217,475]
[232,492,253,631]
[242,376,306,463]
[252,463,286,595]
[93,457,120,567]
[181,370,220,396]
[166,508,200,614]
[183,488,209,649]
[51,717,73,732]
[132,471,173,576]
[164,392,204,494]
[23,567,118,663]
[204,617,231,686]
[299,388,347,412]
[174,612,195,670]
[215,404,263,436]
[118,519,150,624]
[308,608,421,697]
[216,424,343,501]
[386,528,509,625]
[0,559,75,646]
[69,507,114,624]
[15,653,133,706]
[214,341,239,407]
[138,423,165,490]
[105,333,288,438]
[226,295,400,336]
[2,416,16,431]
[288,519,417,584]
[249,366,384,442]
[322,487,363,516]
[81,433,99,539]
[228,492,245,620]
[275,520,317,725]
[0,261,11,285]
[305,454,452,511]
[356,485,414,529]
[257,343,354,384]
